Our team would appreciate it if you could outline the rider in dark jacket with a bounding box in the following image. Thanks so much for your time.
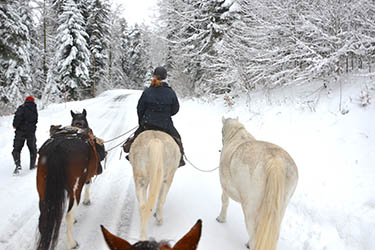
[124,66,185,166]
[12,96,38,174]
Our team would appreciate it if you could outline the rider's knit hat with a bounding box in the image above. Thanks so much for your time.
[25,96,35,102]
[153,66,167,80]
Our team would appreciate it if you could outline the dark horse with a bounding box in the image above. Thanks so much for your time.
[101,219,202,250]
[36,109,100,250]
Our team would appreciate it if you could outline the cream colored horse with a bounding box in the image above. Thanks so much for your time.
[217,117,298,250]
[129,130,180,240]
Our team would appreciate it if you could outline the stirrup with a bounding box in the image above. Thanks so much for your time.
[178,158,185,167]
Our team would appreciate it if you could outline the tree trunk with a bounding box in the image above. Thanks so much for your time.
[346,56,348,73]
[92,55,96,97]
[43,0,47,83]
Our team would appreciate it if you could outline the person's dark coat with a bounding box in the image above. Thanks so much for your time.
[13,100,38,134]
[137,82,179,133]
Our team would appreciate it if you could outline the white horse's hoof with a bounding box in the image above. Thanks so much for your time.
[156,218,163,225]
[216,216,225,223]
[83,200,91,206]
[69,241,79,249]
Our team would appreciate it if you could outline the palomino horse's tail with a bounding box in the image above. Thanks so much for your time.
[37,143,67,250]
[255,156,286,250]
[143,139,164,230]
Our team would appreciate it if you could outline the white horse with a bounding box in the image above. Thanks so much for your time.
[216,117,298,250]
[129,130,180,240]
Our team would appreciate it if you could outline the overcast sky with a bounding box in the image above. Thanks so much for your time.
[113,0,158,26]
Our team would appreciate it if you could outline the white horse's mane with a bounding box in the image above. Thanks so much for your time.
[222,118,254,143]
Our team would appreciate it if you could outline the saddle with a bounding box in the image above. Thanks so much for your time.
[47,125,106,176]
[49,125,92,140]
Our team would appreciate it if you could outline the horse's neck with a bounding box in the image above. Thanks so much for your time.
[225,127,254,144]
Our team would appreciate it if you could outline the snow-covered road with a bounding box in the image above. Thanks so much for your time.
[0,81,374,250]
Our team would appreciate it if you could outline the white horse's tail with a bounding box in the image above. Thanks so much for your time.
[255,156,286,250]
[144,139,164,224]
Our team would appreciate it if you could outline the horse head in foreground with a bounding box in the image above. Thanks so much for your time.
[36,109,99,250]
[101,219,202,250]
[217,117,298,250]
[129,130,181,240]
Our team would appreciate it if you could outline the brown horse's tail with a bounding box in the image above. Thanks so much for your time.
[37,142,67,250]
[255,156,286,250]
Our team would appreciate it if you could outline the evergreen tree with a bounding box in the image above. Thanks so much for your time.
[0,0,33,110]
[158,0,233,96]
[117,17,131,87]
[45,0,90,101]
[127,24,151,89]
[86,0,111,96]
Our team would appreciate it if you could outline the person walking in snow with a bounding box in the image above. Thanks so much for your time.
[123,66,185,167]
[12,96,38,174]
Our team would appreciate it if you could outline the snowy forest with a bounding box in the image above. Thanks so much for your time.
[1,0,375,113]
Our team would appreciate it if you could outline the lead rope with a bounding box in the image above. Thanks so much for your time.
[103,126,138,143]
[184,154,220,173]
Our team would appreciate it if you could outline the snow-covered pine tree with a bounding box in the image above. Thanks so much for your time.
[86,0,111,96]
[158,0,233,96]
[127,24,151,89]
[108,15,129,88]
[0,0,33,111]
[46,0,90,101]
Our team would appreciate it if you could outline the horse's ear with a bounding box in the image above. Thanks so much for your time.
[173,219,202,250]
[222,116,226,124]
[100,225,132,250]
[82,109,87,117]
[70,110,75,118]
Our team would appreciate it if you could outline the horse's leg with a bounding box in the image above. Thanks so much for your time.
[154,180,166,225]
[134,177,148,240]
[216,191,229,223]
[241,203,257,250]
[155,169,176,225]
[66,198,79,249]
[83,181,91,205]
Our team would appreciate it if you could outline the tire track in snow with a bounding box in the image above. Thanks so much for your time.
[59,91,138,249]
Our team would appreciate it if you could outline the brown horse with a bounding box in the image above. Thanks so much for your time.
[101,219,202,250]
[36,110,99,250]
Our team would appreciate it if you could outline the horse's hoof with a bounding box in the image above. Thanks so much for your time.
[74,219,78,224]
[156,218,163,225]
[83,200,91,206]
[69,241,79,249]
[245,242,249,249]
[216,216,225,223]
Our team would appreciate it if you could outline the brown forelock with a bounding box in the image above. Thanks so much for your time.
[173,220,202,250]
[100,225,132,250]
[150,76,162,87]
[159,241,172,250]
